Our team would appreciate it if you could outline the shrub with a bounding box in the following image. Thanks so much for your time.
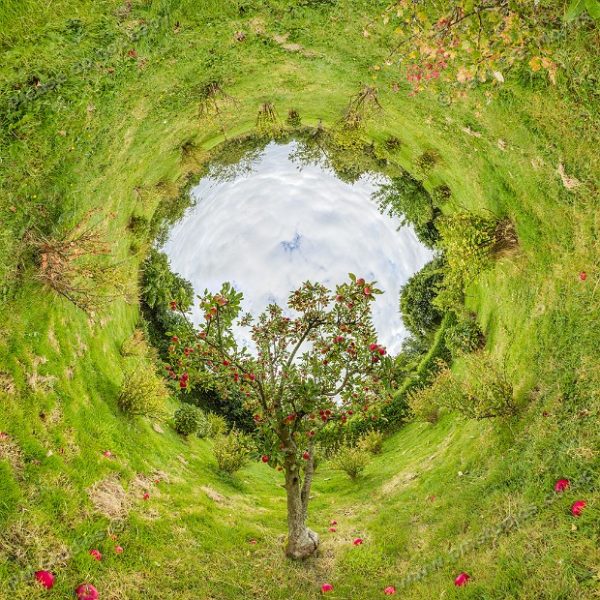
[205,412,228,438]
[357,430,384,455]
[141,249,194,313]
[445,316,485,357]
[457,352,517,419]
[117,364,168,417]
[174,403,202,436]
[434,212,502,311]
[408,362,461,423]
[408,354,517,422]
[400,257,446,338]
[213,430,251,474]
[333,446,370,480]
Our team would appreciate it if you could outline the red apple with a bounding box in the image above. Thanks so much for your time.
[356,278,365,286]
[554,479,570,492]
[454,572,470,587]
[384,586,396,595]
[261,455,269,463]
[302,451,310,460]
[571,500,586,517]
[353,537,363,546]
[115,545,124,554]
[75,583,99,600]
[89,549,102,561]
[34,570,55,589]
[321,583,334,593]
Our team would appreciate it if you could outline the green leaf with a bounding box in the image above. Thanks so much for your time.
[565,0,586,21]
[585,0,600,18]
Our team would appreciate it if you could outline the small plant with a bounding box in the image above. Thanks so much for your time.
[213,429,251,474]
[434,212,502,311]
[417,149,440,172]
[120,328,147,357]
[31,216,131,314]
[174,403,202,436]
[357,430,384,455]
[117,364,168,417]
[445,316,485,357]
[342,85,382,129]
[205,412,228,438]
[286,108,301,127]
[409,354,517,422]
[408,362,460,423]
[458,352,517,419]
[333,446,370,480]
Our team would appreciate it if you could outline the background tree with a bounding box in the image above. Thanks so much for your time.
[379,0,599,95]
[399,256,445,338]
[167,275,390,559]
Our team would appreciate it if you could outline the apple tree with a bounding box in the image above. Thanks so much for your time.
[167,275,390,559]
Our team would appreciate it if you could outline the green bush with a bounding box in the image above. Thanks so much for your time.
[408,353,517,422]
[333,446,370,480]
[445,315,485,357]
[117,364,168,417]
[434,213,500,311]
[408,362,461,423]
[357,430,384,455]
[213,429,251,474]
[400,257,446,338]
[142,249,194,313]
[205,412,228,438]
[174,403,202,436]
[457,352,517,419]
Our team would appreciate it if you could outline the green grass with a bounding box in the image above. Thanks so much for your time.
[1,0,599,598]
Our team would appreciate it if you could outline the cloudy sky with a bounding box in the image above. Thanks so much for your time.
[162,141,433,354]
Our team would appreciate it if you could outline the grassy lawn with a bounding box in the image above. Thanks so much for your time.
[1,0,598,598]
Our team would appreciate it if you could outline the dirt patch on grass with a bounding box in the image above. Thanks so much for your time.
[0,433,25,477]
[0,519,69,570]
[88,476,129,521]
[0,371,16,394]
[201,485,228,504]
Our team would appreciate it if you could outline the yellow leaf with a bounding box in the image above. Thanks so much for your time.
[529,56,542,72]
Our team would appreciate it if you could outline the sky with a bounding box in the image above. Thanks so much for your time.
[162,141,433,354]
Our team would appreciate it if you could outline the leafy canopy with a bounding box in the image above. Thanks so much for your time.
[167,275,393,466]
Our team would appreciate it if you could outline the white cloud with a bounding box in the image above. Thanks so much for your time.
[163,141,433,354]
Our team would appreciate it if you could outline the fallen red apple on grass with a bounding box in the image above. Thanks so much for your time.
[34,570,55,589]
[328,527,336,533]
[321,583,334,593]
[89,549,102,561]
[115,545,124,554]
[554,479,570,492]
[571,500,586,517]
[261,455,269,463]
[454,572,470,587]
[75,583,99,600]
[143,492,150,501]
[384,586,396,595]
[353,537,363,546]
[579,271,587,281]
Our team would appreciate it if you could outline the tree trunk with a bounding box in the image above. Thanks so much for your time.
[284,455,319,559]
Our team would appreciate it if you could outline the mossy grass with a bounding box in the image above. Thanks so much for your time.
[1,1,598,598]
